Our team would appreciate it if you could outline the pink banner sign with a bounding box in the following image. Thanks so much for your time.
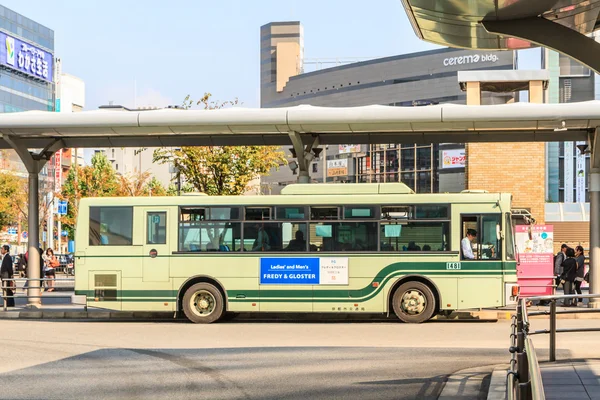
[515,225,554,297]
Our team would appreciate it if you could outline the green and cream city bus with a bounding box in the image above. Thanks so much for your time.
[74,183,518,323]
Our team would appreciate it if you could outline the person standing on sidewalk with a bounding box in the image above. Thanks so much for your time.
[554,244,568,289]
[44,248,59,292]
[575,246,586,305]
[1,245,15,307]
[561,247,578,307]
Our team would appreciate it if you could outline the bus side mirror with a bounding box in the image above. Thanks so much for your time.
[496,224,503,240]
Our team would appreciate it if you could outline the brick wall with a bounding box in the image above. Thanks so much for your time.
[466,142,546,223]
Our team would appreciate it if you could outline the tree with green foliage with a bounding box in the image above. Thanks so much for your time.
[153,93,286,195]
[0,170,24,229]
[116,172,169,197]
[59,152,119,238]
[59,153,170,239]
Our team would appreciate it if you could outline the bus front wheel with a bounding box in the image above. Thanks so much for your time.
[182,283,224,324]
[392,281,436,323]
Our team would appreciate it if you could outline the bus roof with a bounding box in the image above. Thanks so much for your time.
[280,183,414,195]
[79,185,512,207]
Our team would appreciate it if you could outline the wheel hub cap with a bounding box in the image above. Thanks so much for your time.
[401,290,426,315]
[192,290,215,316]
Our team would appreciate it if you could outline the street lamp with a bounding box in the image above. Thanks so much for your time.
[288,160,298,175]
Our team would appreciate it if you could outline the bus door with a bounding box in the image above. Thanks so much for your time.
[458,214,503,308]
[142,209,170,282]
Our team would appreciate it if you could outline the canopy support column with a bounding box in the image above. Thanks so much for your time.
[2,136,64,308]
[288,132,320,184]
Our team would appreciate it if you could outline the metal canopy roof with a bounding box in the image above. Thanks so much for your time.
[0,102,597,149]
[401,0,600,50]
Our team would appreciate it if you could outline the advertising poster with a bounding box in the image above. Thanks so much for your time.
[441,149,466,169]
[338,145,361,154]
[260,257,349,285]
[515,225,554,297]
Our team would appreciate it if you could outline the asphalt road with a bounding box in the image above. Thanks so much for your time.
[1,318,597,399]
[0,346,504,400]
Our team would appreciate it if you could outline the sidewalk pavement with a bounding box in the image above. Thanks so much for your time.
[488,360,600,400]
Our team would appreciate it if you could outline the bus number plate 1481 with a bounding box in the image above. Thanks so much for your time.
[446,262,461,270]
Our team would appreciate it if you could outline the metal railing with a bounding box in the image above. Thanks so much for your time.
[1,277,76,311]
[508,294,600,400]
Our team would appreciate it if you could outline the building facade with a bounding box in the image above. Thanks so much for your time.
[0,4,56,250]
[544,45,596,204]
[260,21,516,194]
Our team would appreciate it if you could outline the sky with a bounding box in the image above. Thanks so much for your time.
[1,0,542,110]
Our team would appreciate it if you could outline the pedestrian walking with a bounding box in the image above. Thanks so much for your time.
[560,247,578,307]
[575,245,586,305]
[1,245,15,307]
[44,248,59,292]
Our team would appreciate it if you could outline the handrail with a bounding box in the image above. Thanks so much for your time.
[508,293,600,400]
[524,337,544,400]
[1,277,77,311]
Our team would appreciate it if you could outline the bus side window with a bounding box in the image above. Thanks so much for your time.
[460,216,478,260]
[460,215,502,260]
[147,212,166,244]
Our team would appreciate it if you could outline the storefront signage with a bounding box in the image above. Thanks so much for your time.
[1,32,53,82]
[327,159,348,177]
[339,144,361,154]
[54,150,61,191]
[260,257,348,285]
[576,141,586,203]
[564,142,574,202]
[441,149,466,169]
[443,54,499,67]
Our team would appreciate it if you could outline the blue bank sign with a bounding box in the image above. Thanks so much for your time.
[260,257,348,285]
[0,32,53,82]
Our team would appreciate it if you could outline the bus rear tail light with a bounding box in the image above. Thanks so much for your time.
[511,286,519,296]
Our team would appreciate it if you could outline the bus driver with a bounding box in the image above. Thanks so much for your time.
[461,229,477,260]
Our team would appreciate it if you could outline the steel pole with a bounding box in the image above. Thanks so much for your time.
[517,352,530,400]
[550,300,557,361]
[27,171,41,308]
[590,169,600,308]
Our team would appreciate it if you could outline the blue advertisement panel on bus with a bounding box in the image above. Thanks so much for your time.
[260,257,348,285]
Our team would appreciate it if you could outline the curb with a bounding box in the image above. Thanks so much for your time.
[438,364,502,400]
[0,308,598,321]
[0,310,175,321]
[486,365,509,400]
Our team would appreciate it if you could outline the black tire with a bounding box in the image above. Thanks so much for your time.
[182,282,224,324]
[392,281,436,323]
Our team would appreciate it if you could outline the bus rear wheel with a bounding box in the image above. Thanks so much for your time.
[182,283,224,324]
[392,281,436,323]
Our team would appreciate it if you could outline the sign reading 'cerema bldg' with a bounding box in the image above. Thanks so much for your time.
[443,54,499,67]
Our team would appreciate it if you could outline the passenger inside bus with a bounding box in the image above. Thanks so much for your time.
[284,231,306,251]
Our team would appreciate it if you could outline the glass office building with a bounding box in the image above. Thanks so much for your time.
[0,5,55,178]
[0,4,54,113]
